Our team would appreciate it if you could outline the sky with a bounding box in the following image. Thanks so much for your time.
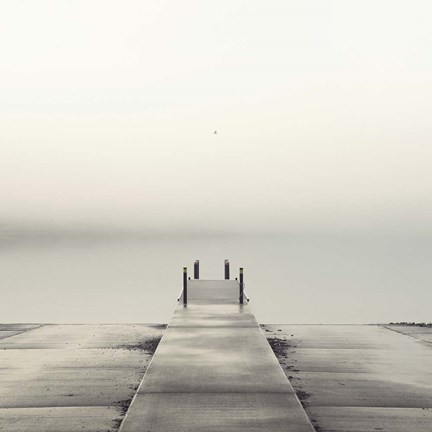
[1,0,432,234]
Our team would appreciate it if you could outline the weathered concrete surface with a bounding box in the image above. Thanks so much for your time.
[385,324,432,344]
[0,324,164,431]
[263,324,432,432]
[0,324,41,340]
[120,280,314,432]
[122,393,311,432]
[0,407,118,432]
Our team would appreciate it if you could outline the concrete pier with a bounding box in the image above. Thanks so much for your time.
[119,280,314,431]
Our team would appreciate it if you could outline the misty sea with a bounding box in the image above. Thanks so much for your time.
[1,231,431,324]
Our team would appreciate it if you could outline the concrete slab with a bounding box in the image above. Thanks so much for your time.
[0,406,120,432]
[385,325,432,344]
[122,393,312,432]
[0,324,42,341]
[120,281,314,432]
[293,371,432,408]
[0,331,24,340]
[263,324,432,431]
[182,280,240,303]
[0,324,164,431]
[0,325,41,331]
[308,407,432,432]
[0,323,164,349]
[170,303,257,328]
[140,326,291,393]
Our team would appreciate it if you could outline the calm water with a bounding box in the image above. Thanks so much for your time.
[1,232,431,324]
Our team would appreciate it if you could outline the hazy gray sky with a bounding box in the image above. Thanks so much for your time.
[2,0,432,233]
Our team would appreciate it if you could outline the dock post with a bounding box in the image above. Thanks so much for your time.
[183,267,188,305]
[239,267,244,304]
[224,259,230,280]
[194,260,199,279]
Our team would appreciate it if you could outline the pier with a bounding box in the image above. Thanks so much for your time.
[1,261,431,431]
[119,261,314,431]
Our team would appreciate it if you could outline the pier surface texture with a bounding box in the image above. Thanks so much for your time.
[119,280,314,431]
[0,324,165,432]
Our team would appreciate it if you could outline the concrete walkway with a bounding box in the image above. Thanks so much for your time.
[120,280,314,432]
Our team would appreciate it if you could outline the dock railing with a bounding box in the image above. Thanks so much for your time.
[178,260,249,305]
